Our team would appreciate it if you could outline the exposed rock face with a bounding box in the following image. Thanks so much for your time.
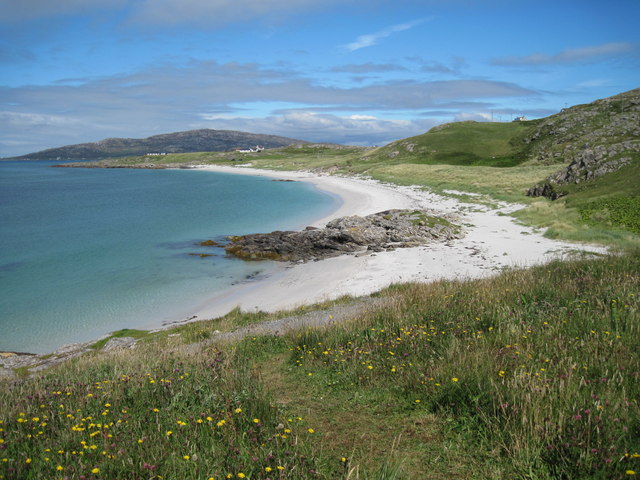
[224,209,462,262]
[526,88,640,199]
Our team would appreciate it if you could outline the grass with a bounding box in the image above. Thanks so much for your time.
[2,251,639,479]
[89,329,149,350]
[364,120,539,167]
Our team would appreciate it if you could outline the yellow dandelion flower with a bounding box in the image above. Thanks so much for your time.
[91,467,100,474]
[234,408,242,414]
[307,428,315,433]
[56,466,64,471]
[451,377,459,382]
[265,467,272,472]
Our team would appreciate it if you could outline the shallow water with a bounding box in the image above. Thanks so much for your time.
[0,161,338,353]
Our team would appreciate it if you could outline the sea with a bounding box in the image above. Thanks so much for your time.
[0,161,339,354]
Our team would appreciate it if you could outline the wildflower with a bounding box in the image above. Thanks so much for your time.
[308,428,315,433]
[451,377,459,382]
[253,418,260,423]
[341,457,348,463]
[183,455,190,460]
[56,466,64,471]
[265,467,272,472]
[25,458,32,464]
[234,408,242,413]
[237,473,246,478]
[626,471,636,476]
[92,467,100,474]
[166,430,173,436]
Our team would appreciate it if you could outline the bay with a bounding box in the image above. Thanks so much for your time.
[0,161,338,353]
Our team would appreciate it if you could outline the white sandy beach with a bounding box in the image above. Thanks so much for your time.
[162,165,607,326]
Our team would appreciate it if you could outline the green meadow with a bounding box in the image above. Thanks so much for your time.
[2,117,639,479]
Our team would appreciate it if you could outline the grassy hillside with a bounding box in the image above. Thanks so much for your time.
[362,120,539,168]
[1,251,638,479]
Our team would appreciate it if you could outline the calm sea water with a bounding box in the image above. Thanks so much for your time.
[0,161,338,353]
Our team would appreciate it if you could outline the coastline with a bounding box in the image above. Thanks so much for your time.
[0,164,609,373]
[150,165,607,329]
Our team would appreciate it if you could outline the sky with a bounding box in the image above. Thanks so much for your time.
[0,0,639,157]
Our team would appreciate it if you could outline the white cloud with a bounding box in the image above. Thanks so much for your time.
[0,61,536,156]
[330,63,406,73]
[0,0,361,27]
[128,0,352,28]
[0,111,79,127]
[343,19,428,52]
[453,112,492,122]
[491,42,636,66]
[192,111,431,146]
[0,0,127,22]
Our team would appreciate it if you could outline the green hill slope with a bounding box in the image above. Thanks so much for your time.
[364,120,538,167]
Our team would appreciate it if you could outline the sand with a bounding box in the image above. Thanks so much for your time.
[163,165,607,325]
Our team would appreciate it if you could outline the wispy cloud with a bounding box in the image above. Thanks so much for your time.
[343,19,429,52]
[127,0,357,29]
[0,0,356,27]
[491,42,636,66]
[0,0,127,22]
[0,60,536,156]
[329,63,406,73]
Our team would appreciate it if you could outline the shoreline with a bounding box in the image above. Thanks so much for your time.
[148,165,607,330]
[0,164,609,372]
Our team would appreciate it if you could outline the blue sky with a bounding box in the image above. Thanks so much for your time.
[1,0,639,156]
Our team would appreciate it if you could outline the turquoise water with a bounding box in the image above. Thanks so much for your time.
[0,161,338,353]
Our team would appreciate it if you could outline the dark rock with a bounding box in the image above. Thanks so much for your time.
[224,209,462,262]
[198,240,222,247]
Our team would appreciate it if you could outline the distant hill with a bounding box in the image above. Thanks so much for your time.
[5,129,307,160]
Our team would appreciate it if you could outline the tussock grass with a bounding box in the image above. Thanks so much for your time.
[3,252,638,479]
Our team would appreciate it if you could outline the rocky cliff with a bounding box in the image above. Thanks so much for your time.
[525,88,640,199]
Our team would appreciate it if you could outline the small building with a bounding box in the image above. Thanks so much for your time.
[235,145,264,153]
[512,116,527,122]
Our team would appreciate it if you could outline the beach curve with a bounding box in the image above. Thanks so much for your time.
[152,165,607,328]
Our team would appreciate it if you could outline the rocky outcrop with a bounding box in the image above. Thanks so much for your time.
[224,209,462,262]
[526,88,640,199]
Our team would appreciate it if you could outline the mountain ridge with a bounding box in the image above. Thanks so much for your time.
[3,129,307,160]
